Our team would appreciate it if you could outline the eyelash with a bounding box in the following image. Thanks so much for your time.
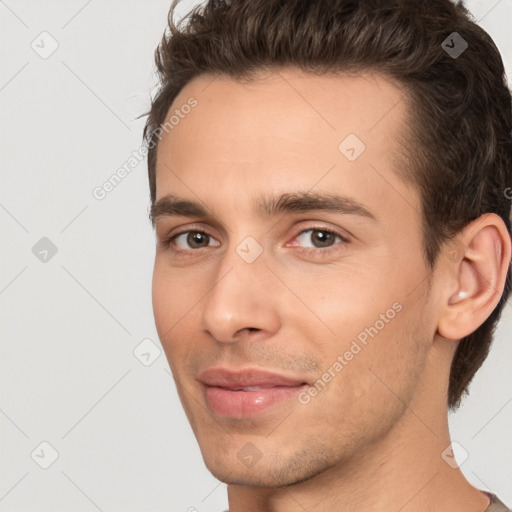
[160,224,350,257]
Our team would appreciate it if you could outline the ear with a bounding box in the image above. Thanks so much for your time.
[437,213,511,340]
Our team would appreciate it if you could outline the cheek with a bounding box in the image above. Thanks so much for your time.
[298,304,429,449]
[151,263,175,336]
[152,260,196,357]
[152,257,204,328]
[287,261,428,391]
[284,265,401,346]
[152,258,217,375]
[336,294,428,409]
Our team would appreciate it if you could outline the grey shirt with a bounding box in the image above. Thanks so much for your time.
[487,493,512,511]
[222,492,511,511]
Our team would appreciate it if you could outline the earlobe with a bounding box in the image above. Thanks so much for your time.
[437,213,511,341]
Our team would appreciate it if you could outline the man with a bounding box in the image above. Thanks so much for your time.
[144,0,512,510]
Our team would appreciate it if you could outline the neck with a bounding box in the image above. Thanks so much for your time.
[226,344,490,512]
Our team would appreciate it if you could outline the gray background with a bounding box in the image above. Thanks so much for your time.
[1,0,511,510]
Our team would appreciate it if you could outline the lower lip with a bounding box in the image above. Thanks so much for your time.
[204,384,308,418]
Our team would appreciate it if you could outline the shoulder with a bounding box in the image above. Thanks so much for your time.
[486,493,512,512]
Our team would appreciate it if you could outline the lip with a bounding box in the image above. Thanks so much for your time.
[198,367,308,388]
[198,367,309,418]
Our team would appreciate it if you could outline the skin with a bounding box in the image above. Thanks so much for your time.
[151,69,511,512]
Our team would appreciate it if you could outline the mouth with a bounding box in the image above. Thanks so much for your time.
[198,367,309,418]
[228,385,282,391]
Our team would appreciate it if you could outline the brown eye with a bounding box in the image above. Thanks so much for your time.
[296,229,343,249]
[172,230,220,250]
[187,232,210,248]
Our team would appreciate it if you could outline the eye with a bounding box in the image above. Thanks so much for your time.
[296,229,340,248]
[169,230,220,250]
[291,227,349,251]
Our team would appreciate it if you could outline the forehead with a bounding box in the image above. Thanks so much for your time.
[159,69,408,149]
[154,68,418,220]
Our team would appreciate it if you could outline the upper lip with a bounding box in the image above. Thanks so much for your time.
[198,368,308,389]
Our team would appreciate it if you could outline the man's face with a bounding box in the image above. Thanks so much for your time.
[152,70,440,486]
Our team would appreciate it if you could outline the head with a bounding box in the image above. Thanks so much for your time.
[145,0,512,487]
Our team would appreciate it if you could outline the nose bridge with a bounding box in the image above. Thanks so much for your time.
[201,239,279,342]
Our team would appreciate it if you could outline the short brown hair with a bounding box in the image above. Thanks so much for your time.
[143,0,512,409]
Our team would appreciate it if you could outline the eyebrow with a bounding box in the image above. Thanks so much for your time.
[149,191,378,226]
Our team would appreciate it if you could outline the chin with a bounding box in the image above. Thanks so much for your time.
[201,444,339,488]
[206,464,300,488]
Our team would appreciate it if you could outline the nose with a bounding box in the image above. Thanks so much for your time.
[200,247,281,343]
